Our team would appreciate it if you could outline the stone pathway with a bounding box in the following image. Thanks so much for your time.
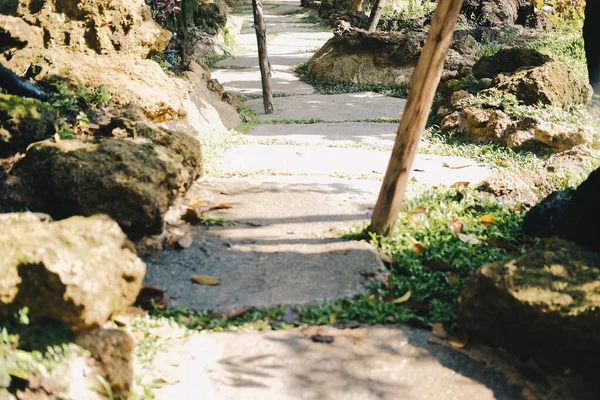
[146,1,518,398]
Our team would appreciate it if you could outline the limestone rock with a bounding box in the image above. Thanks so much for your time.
[0,94,57,156]
[0,214,146,330]
[459,239,600,375]
[472,47,551,79]
[493,61,593,107]
[11,138,199,238]
[504,116,539,150]
[307,28,479,86]
[461,0,536,27]
[458,107,511,143]
[77,329,134,398]
[482,169,556,205]
[533,122,592,152]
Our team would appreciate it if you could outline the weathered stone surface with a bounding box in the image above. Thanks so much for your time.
[459,239,600,376]
[524,167,600,251]
[77,329,135,398]
[493,61,593,107]
[307,28,479,86]
[533,122,593,152]
[504,115,538,150]
[482,169,555,205]
[11,139,198,238]
[472,47,551,79]
[0,94,57,156]
[461,0,536,27]
[0,214,146,330]
[458,107,511,143]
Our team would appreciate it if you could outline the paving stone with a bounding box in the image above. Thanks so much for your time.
[211,69,314,94]
[215,52,313,71]
[246,92,407,122]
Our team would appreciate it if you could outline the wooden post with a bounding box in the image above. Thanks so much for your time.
[369,0,463,235]
[252,0,274,114]
[367,0,387,32]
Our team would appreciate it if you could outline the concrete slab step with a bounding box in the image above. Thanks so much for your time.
[246,92,407,122]
[211,69,314,95]
[152,326,522,400]
[216,144,493,185]
[143,176,385,311]
[215,52,313,71]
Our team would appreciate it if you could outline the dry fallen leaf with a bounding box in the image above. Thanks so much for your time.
[449,330,469,349]
[209,203,233,211]
[450,181,470,189]
[311,334,334,344]
[329,314,337,324]
[181,208,202,224]
[413,207,427,214]
[424,259,452,272]
[413,243,426,256]
[191,274,220,285]
[485,238,517,252]
[224,306,253,320]
[444,161,474,169]
[458,233,481,245]
[430,323,448,339]
[448,218,463,234]
[392,291,411,304]
[480,214,497,225]
[445,272,460,286]
[188,198,208,208]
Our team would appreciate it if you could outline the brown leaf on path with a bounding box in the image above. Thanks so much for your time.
[392,291,411,304]
[135,286,165,310]
[450,181,470,189]
[444,161,474,169]
[413,243,426,256]
[311,334,334,344]
[424,259,452,272]
[209,203,233,211]
[448,218,463,234]
[188,198,208,208]
[413,207,427,214]
[485,238,517,252]
[449,330,469,349]
[429,323,448,338]
[181,207,202,224]
[191,274,220,285]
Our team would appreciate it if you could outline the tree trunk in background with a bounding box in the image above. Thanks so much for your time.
[367,0,387,32]
[351,0,364,11]
[584,0,600,92]
[252,0,274,114]
[369,0,464,235]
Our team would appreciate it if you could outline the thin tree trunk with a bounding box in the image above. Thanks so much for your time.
[252,0,274,114]
[367,0,387,32]
[369,0,464,235]
[351,0,364,12]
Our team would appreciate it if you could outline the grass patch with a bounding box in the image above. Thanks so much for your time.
[294,63,408,98]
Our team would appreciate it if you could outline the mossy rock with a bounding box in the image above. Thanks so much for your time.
[0,94,57,156]
[472,47,552,79]
[459,239,600,376]
[0,213,146,330]
[11,138,199,238]
[493,61,592,108]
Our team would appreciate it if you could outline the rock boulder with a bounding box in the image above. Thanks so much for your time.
[0,213,146,330]
[11,138,199,238]
[472,47,551,79]
[459,239,600,376]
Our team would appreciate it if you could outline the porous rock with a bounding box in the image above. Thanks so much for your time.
[0,214,146,330]
[11,138,199,238]
[472,47,552,79]
[459,239,600,375]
